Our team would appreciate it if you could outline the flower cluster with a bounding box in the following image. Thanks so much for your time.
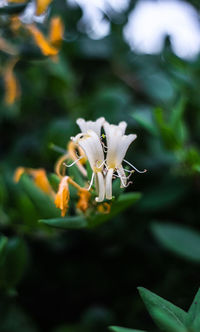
[71,117,146,202]
[14,118,146,217]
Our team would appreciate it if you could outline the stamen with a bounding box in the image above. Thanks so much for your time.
[123,159,147,174]
[101,142,108,152]
[123,168,134,174]
[63,156,83,167]
[114,171,133,181]
[87,172,95,191]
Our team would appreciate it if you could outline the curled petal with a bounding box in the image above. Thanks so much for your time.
[76,117,105,137]
[55,176,70,217]
[118,121,127,134]
[104,121,137,168]
[115,134,137,167]
[68,141,87,177]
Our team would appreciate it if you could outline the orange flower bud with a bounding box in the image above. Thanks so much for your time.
[55,176,70,217]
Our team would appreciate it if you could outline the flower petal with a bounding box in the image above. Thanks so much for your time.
[76,117,105,137]
[104,121,137,168]
[105,168,114,200]
[72,130,104,172]
[95,172,105,202]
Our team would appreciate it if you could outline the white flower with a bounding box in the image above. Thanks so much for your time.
[103,121,137,199]
[72,129,105,202]
[76,117,105,137]
[69,117,146,203]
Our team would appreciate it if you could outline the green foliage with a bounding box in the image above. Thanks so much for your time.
[151,223,200,262]
[19,174,60,219]
[114,288,200,332]
[40,193,141,229]
[1,0,200,331]
[109,327,147,332]
[138,287,188,332]
[39,215,87,229]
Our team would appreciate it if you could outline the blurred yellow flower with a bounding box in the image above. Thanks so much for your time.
[4,58,20,105]
[14,167,55,197]
[27,16,63,57]
[49,17,64,49]
[27,24,58,56]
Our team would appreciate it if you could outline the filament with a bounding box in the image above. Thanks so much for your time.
[87,172,95,191]
[63,156,83,167]
[123,159,147,174]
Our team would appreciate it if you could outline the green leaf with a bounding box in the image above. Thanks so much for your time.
[188,288,200,331]
[19,174,60,219]
[39,215,87,229]
[151,222,200,262]
[150,308,187,332]
[0,3,28,14]
[0,237,29,289]
[138,287,188,332]
[88,192,141,227]
[109,326,147,332]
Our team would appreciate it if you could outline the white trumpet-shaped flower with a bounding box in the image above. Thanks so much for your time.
[69,117,146,204]
[103,121,137,200]
[72,129,105,202]
[76,117,105,137]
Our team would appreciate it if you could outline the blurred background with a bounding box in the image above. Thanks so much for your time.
[1,0,200,331]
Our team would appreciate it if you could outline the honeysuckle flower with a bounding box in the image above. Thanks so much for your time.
[76,117,105,137]
[103,121,137,200]
[72,128,105,202]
